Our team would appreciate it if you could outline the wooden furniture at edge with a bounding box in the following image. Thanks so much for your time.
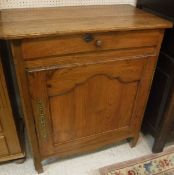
[137,0,174,153]
[0,5,172,173]
[0,50,25,162]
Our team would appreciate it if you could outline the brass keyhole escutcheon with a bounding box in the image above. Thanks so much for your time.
[84,34,94,43]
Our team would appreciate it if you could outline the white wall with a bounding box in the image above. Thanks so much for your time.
[0,0,136,9]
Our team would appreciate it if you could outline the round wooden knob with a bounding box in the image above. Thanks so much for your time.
[95,40,102,47]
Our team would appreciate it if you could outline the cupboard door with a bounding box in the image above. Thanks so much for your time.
[27,56,150,156]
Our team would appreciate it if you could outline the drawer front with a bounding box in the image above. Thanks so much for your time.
[22,30,160,60]
[0,136,9,156]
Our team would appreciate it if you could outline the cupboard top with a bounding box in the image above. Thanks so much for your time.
[0,5,172,39]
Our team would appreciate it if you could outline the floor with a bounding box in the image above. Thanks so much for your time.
[0,133,173,175]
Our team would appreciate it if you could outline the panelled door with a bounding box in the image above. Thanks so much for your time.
[27,53,153,157]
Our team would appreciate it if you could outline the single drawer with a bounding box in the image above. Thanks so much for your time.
[22,30,161,60]
[0,136,9,157]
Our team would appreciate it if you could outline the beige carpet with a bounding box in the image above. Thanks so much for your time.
[99,147,174,175]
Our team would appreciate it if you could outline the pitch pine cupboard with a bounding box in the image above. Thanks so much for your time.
[0,5,172,173]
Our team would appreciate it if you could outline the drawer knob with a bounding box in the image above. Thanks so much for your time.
[95,40,102,47]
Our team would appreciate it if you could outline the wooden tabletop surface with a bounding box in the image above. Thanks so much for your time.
[0,5,172,39]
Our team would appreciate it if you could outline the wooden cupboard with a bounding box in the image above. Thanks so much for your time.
[0,5,172,173]
[0,52,24,162]
[137,0,174,153]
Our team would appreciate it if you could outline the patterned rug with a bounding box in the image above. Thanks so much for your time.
[99,147,174,175]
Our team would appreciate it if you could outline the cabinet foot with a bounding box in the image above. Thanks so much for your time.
[34,160,43,174]
[152,139,165,153]
[129,135,139,148]
[14,157,26,164]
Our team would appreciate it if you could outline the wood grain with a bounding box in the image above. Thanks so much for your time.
[27,57,146,157]
[25,47,157,70]
[0,53,24,162]
[46,58,145,97]
[0,5,172,39]
[10,41,43,173]
[0,136,9,156]
[21,30,160,59]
